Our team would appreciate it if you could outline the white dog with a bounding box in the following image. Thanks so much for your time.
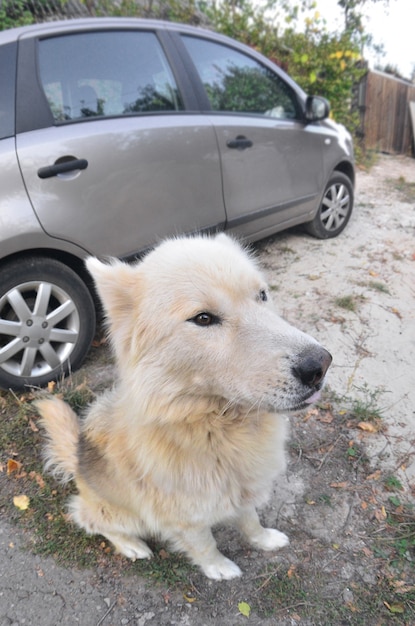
[37,234,331,580]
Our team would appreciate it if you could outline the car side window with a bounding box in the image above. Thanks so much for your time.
[38,31,184,123]
[182,35,299,119]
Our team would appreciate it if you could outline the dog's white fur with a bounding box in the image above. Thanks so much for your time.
[37,234,331,580]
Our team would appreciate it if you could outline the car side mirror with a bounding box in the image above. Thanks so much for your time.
[305,96,330,122]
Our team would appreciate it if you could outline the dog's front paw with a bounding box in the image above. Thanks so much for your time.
[113,537,153,561]
[202,556,242,580]
[249,528,289,551]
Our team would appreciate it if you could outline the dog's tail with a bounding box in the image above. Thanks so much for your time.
[36,397,80,483]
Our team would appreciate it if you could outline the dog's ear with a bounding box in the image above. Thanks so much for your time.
[86,257,143,358]
[86,257,140,315]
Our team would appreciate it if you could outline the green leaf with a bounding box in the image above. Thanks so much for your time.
[238,601,251,617]
[388,495,401,507]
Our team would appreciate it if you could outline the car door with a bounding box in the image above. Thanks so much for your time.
[180,34,326,239]
[15,27,225,258]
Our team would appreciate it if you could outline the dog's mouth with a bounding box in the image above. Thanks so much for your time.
[288,387,323,412]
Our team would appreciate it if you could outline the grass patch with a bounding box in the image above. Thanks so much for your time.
[334,294,359,312]
[384,474,404,492]
[277,245,296,254]
[367,280,390,294]
[254,562,415,623]
[390,176,415,203]
[375,498,415,575]
[348,383,386,423]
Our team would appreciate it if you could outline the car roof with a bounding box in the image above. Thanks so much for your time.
[0,17,216,43]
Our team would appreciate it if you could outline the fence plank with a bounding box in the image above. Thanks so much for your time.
[359,71,415,155]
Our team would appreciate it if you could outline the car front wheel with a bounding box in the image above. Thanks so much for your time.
[0,257,95,390]
[305,171,354,239]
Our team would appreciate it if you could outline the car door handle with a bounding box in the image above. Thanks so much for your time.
[38,158,88,179]
[226,136,253,150]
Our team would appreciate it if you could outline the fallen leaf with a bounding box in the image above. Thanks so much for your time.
[397,586,415,595]
[384,601,404,614]
[238,602,251,618]
[374,507,387,522]
[361,501,368,510]
[47,380,56,393]
[28,471,45,488]
[391,307,402,319]
[358,421,378,433]
[7,459,22,475]
[159,548,169,560]
[392,581,415,594]
[366,470,381,481]
[13,494,30,510]
[304,408,318,421]
[317,412,334,423]
[287,564,297,579]
[369,270,378,277]
[330,481,349,489]
[29,418,39,432]
[92,336,108,347]
[183,591,196,603]
[330,315,346,324]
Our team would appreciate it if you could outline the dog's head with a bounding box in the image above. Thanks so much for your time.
[86,234,331,417]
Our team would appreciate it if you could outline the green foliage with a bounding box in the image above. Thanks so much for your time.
[0,0,34,29]
[206,0,365,139]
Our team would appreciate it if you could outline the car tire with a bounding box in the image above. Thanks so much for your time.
[305,172,354,239]
[0,256,95,390]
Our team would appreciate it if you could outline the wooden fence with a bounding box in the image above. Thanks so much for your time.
[358,70,415,155]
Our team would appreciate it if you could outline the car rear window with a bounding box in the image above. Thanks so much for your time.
[38,31,184,123]
[0,42,17,139]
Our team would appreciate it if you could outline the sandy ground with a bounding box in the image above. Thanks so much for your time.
[1,154,414,625]
[256,154,415,484]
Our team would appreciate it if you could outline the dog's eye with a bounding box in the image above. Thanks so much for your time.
[258,289,268,302]
[188,312,221,326]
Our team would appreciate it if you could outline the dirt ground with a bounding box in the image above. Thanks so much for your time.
[1,154,414,625]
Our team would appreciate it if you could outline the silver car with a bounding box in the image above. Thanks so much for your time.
[0,17,354,389]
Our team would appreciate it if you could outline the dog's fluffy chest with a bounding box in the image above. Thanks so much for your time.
[129,412,287,506]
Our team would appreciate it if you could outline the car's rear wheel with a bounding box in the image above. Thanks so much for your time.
[305,172,354,239]
[0,257,95,390]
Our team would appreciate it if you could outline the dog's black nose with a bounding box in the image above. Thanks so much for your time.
[292,347,332,388]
